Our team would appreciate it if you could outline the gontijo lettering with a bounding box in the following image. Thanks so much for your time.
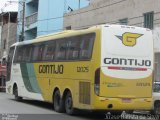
[39,64,64,74]
[104,58,151,67]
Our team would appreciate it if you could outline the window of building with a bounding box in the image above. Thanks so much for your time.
[119,18,128,25]
[66,26,71,30]
[144,12,154,29]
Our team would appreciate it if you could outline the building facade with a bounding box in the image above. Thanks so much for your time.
[0,12,18,59]
[64,0,160,30]
[17,0,89,41]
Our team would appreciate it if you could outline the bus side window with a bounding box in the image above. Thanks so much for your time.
[80,33,95,60]
[14,46,24,63]
[37,44,45,61]
[22,45,33,62]
[32,43,45,62]
[32,45,39,62]
[8,47,15,63]
[55,39,67,60]
[66,37,81,60]
[80,50,88,58]
[43,41,56,61]
[7,46,15,81]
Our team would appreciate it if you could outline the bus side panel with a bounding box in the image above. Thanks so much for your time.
[34,62,94,108]
[32,29,101,109]
[10,63,44,101]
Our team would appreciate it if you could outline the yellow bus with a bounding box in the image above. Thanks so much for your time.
[6,24,153,115]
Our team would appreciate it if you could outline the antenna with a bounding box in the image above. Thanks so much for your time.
[68,6,73,12]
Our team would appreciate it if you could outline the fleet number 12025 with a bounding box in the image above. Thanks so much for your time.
[77,67,89,72]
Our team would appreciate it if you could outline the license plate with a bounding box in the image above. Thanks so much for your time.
[122,98,132,103]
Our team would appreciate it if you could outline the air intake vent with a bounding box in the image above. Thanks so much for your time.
[79,82,91,104]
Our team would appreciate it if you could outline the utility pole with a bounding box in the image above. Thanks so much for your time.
[78,0,80,9]
[21,1,25,41]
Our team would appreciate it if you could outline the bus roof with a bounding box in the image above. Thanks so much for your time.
[11,25,101,47]
[10,24,151,47]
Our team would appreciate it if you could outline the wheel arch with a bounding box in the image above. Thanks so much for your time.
[52,87,60,100]
[62,88,71,101]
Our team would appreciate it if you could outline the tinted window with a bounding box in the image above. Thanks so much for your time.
[43,41,56,61]
[55,39,67,60]
[22,45,33,62]
[13,33,95,62]
[79,33,95,59]
[32,44,45,62]
[37,44,45,61]
[14,46,24,63]
[66,37,81,60]
[7,46,15,81]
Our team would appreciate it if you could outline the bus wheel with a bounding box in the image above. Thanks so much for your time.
[13,85,22,101]
[53,90,64,113]
[65,91,76,115]
[153,102,160,115]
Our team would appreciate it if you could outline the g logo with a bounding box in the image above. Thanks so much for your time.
[116,33,143,47]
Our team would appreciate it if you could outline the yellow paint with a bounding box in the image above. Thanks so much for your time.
[29,26,152,111]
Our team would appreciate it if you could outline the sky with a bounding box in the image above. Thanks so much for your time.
[0,0,18,13]
[0,0,89,13]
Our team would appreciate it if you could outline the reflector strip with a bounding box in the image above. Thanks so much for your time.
[108,66,147,71]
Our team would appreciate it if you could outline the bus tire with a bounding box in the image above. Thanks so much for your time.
[65,91,76,115]
[13,85,22,101]
[152,102,160,115]
[53,90,64,113]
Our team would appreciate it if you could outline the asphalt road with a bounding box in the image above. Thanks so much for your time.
[0,93,106,120]
[0,92,159,120]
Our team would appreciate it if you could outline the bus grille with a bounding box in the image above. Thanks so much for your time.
[79,82,91,104]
